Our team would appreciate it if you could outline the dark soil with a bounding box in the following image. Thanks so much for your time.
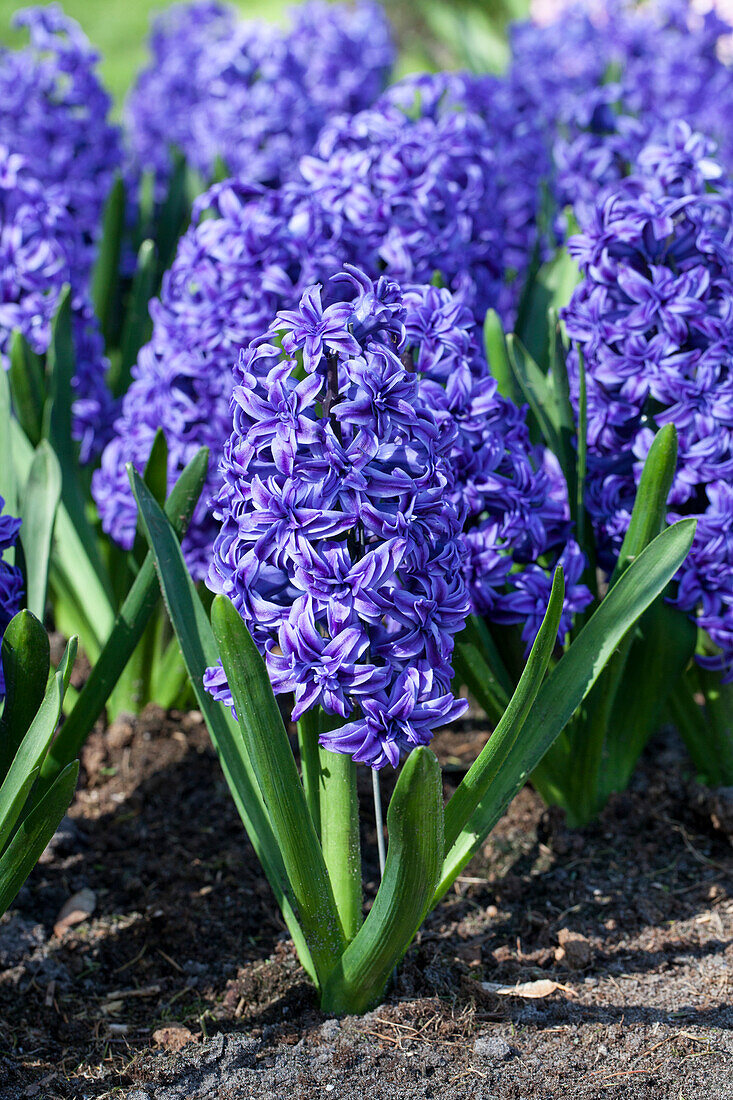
[1,707,732,1099]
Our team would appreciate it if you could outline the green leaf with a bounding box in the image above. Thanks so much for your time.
[0,612,50,781]
[515,248,581,370]
[321,747,443,1016]
[443,567,564,859]
[212,593,345,986]
[506,334,553,446]
[435,518,697,898]
[610,424,677,587]
[670,667,733,787]
[8,330,44,446]
[156,150,191,278]
[91,174,125,342]
[128,469,317,983]
[0,761,78,919]
[43,291,115,626]
[39,448,209,787]
[132,428,169,566]
[483,309,518,405]
[0,644,74,847]
[11,419,114,657]
[114,239,156,398]
[599,601,698,801]
[0,366,17,522]
[20,441,62,620]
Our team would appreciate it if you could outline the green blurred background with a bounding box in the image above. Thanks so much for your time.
[0,0,530,106]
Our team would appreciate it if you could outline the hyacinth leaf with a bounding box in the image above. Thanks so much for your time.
[599,602,698,803]
[672,667,733,787]
[115,238,156,398]
[0,367,17,524]
[483,308,518,406]
[610,423,678,588]
[547,313,579,515]
[20,441,62,621]
[212,593,346,986]
[443,567,564,856]
[156,150,191,280]
[543,424,680,820]
[8,330,44,447]
[38,448,208,789]
[11,420,114,659]
[506,334,562,451]
[320,746,443,1015]
[44,289,114,625]
[0,612,50,781]
[698,670,733,783]
[515,248,581,370]
[128,470,317,983]
[132,428,168,567]
[435,518,697,899]
[91,173,125,344]
[667,671,719,784]
[452,642,509,728]
[0,634,76,848]
[0,761,79,919]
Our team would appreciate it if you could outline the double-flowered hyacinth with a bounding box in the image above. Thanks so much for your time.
[92,180,341,577]
[0,497,23,698]
[563,121,733,680]
[126,0,394,190]
[205,267,470,768]
[205,268,592,766]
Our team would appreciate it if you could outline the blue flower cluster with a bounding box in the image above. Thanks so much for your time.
[125,0,394,189]
[0,147,115,463]
[0,5,122,264]
[301,70,551,326]
[404,284,591,648]
[205,267,470,768]
[0,497,23,698]
[92,180,340,578]
[509,1,733,219]
[563,121,733,680]
[204,267,592,765]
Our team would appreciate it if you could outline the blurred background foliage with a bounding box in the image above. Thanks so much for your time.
[0,0,532,105]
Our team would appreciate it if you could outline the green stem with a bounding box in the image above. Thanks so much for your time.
[297,710,322,838]
[318,747,362,943]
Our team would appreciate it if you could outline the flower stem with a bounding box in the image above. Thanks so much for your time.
[318,746,362,943]
[297,710,322,838]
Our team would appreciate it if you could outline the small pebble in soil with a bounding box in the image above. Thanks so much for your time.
[472,1035,513,1062]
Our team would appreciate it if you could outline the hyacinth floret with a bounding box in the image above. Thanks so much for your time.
[0,6,122,268]
[0,496,23,698]
[0,146,114,463]
[205,266,470,768]
[92,179,340,578]
[563,121,733,679]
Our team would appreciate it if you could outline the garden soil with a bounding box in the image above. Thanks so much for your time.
[1,706,732,1099]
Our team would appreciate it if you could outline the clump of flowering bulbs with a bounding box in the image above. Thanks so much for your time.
[205,267,470,767]
[126,0,394,190]
[0,496,23,697]
[93,180,340,579]
[0,147,114,462]
[564,121,733,681]
[0,5,122,265]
